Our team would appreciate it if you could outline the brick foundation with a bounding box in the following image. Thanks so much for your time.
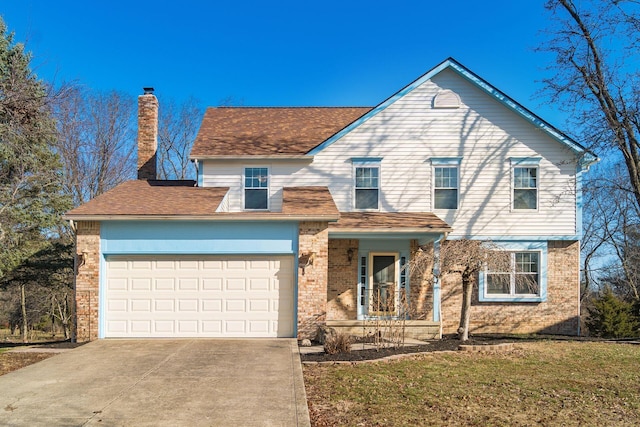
[440,240,580,336]
[75,221,101,342]
[297,221,329,340]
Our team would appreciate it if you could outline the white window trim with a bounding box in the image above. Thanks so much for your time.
[511,157,541,212]
[478,241,547,303]
[243,166,270,211]
[431,157,462,210]
[352,158,381,211]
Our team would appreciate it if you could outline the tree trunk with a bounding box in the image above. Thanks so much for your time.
[21,284,28,343]
[457,273,473,341]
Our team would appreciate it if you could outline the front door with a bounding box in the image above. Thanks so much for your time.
[369,254,398,315]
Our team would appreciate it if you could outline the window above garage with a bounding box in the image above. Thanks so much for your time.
[244,167,270,210]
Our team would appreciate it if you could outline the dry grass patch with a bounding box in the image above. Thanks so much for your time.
[304,341,640,426]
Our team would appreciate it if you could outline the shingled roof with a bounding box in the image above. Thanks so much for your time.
[190,107,372,157]
[330,212,452,233]
[65,180,228,217]
[65,181,340,221]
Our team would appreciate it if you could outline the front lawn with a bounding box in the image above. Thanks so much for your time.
[303,341,640,426]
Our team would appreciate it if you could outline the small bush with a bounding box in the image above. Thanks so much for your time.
[324,333,352,355]
[586,287,640,338]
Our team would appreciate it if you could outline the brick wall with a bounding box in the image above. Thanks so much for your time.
[137,92,158,180]
[409,240,434,320]
[440,240,580,336]
[297,221,329,339]
[326,239,359,320]
[75,221,101,342]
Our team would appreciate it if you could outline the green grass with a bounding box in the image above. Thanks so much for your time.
[304,341,640,426]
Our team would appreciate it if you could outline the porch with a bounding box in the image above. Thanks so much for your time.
[323,212,452,340]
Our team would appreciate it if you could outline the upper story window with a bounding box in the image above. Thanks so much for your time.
[512,158,541,210]
[479,241,547,303]
[244,167,269,210]
[431,157,461,210]
[513,167,537,209]
[355,166,379,210]
[352,158,382,210]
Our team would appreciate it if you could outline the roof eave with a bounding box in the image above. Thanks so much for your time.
[64,214,339,222]
[190,154,314,161]
[329,227,452,234]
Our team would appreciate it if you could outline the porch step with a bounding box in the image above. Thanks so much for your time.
[326,320,441,340]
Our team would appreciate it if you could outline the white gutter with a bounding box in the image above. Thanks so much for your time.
[64,214,340,222]
[190,155,313,161]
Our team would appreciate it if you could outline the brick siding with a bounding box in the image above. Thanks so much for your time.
[75,221,101,342]
[326,239,359,320]
[440,240,580,336]
[297,221,329,339]
[409,240,434,320]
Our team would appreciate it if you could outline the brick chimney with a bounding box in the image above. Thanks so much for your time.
[137,87,158,180]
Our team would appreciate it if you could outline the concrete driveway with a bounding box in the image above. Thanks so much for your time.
[0,339,310,426]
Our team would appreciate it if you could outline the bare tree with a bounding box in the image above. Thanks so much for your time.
[53,86,136,206]
[540,0,640,209]
[410,240,510,341]
[157,96,203,180]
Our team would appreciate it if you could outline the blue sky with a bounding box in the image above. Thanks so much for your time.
[2,1,566,127]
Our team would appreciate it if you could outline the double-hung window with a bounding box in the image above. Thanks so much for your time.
[431,158,461,210]
[480,242,547,302]
[512,158,540,210]
[353,159,381,210]
[244,167,269,210]
[486,252,539,295]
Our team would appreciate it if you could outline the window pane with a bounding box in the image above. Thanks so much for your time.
[435,167,457,188]
[434,189,457,209]
[245,189,268,209]
[356,189,378,209]
[356,167,378,188]
[514,168,537,188]
[516,274,539,294]
[487,274,510,294]
[514,189,536,209]
[245,168,268,188]
[516,252,538,273]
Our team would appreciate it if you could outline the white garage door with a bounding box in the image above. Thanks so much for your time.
[104,255,295,338]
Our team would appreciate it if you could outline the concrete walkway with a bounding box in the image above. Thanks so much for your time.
[0,339,310,427]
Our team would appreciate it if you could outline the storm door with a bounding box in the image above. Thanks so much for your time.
[368,253,398,316]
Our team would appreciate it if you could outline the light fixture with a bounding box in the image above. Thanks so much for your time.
[347,248,354,263]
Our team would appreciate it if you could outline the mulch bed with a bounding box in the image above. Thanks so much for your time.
[300,335,520,362]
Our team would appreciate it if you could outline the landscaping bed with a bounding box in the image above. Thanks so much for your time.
[301,334,524,363]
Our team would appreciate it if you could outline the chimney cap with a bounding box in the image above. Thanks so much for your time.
[143,87,155,95]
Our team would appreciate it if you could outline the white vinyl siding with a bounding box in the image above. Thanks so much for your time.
[200,68,579,238]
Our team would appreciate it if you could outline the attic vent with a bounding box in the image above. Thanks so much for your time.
[433,89,461,109]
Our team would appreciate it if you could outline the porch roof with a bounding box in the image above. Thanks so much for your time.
[329,212,451,241]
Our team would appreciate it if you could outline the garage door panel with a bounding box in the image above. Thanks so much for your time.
[202,278,222,290]
[225,278,246,291]
[105,255,295,338]
[178,278,198,291]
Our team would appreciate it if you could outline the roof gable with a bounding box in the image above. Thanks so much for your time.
[307,58,596,166]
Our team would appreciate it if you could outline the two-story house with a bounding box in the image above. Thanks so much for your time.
[66,58,596,342]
